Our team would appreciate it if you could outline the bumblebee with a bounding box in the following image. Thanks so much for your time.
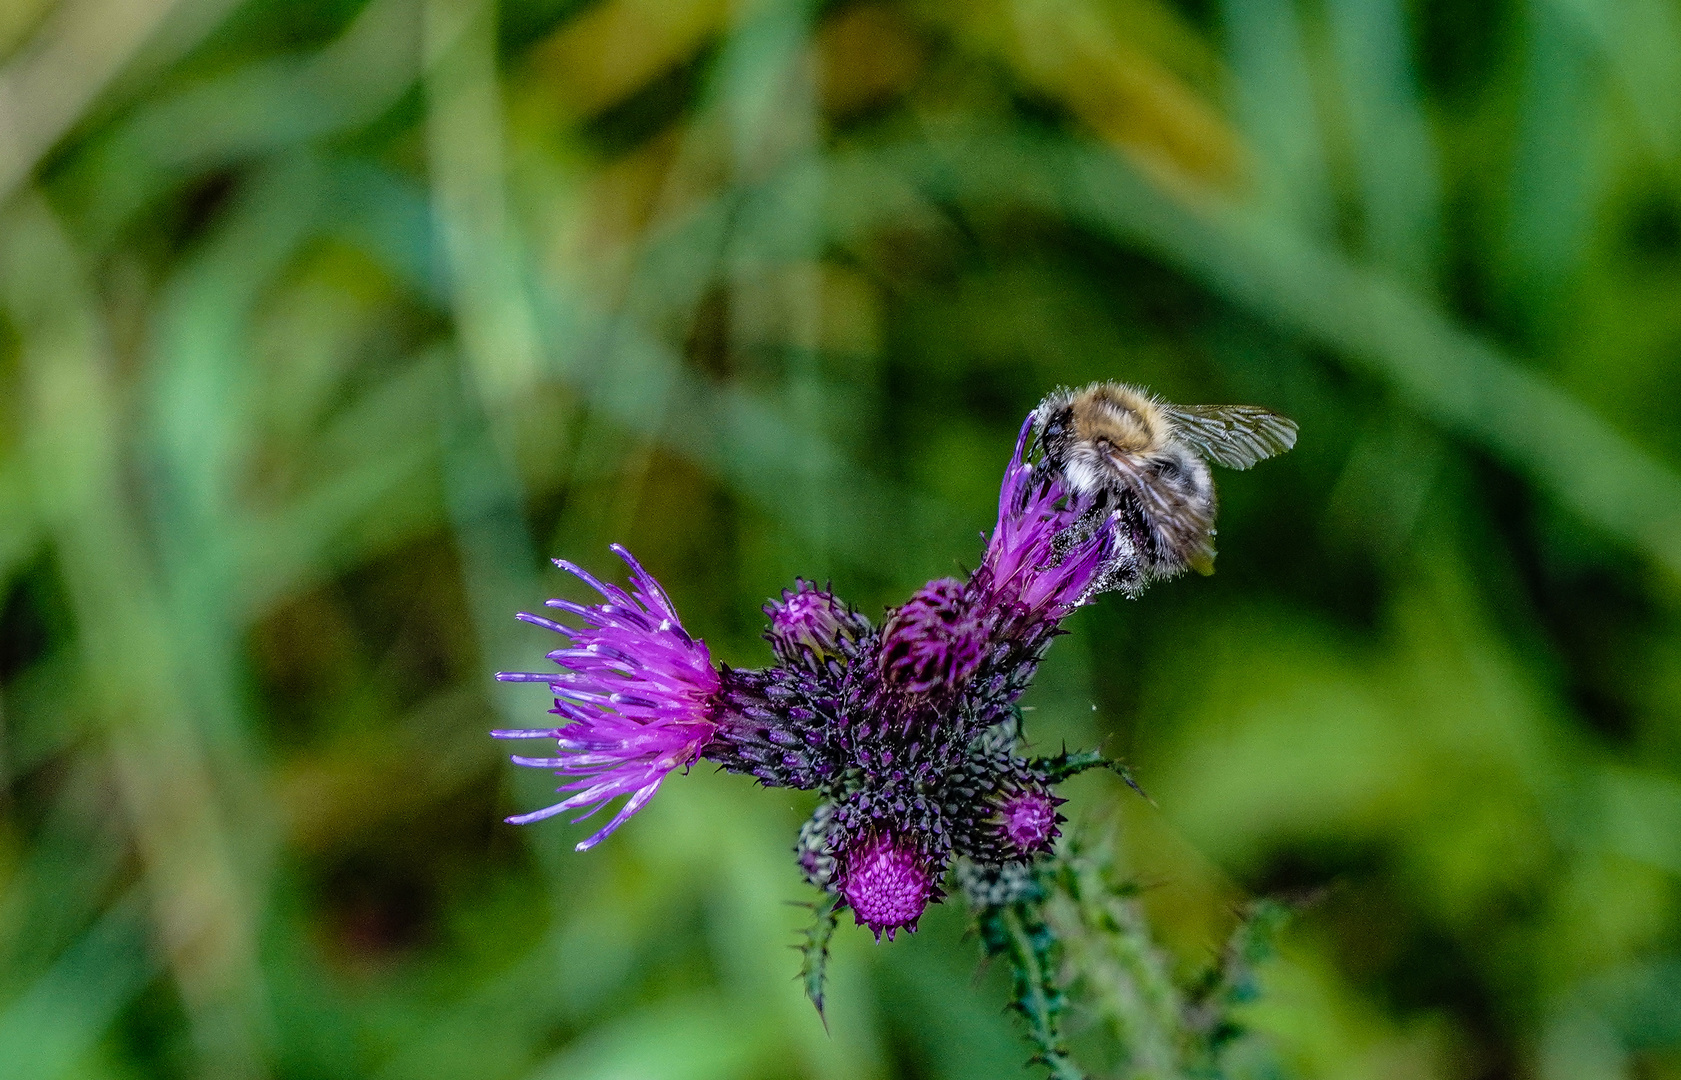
[1032,382,1297,587]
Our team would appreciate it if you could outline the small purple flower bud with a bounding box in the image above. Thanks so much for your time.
[880,578,989,694]
[842,833,933,940]
[764,580,870,667]
[996,786,1063,857]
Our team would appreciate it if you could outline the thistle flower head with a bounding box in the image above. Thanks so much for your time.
[841,832,934,940]
[764,580,870,668]
[494,545,720,851]
[489,383,1298,1046]
[996,785,1064,857]
[879,577,989,695]
[975,417,1122,627]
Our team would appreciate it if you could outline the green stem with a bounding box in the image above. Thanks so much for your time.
[1000,906,1085,1080]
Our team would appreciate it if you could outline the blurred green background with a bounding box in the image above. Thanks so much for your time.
[3,0,1681,1077]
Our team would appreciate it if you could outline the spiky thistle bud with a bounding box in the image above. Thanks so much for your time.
[995,785,1064,858]
[797,801,841,889]
[765,580,871,670]
[841,832,935,940]
[880,577,991,696]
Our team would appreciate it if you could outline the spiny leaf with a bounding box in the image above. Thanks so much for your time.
[1183,896,1299,1066]
[797,896,842,1028]
[1045,835,1183,1075]
[1033,746,1150,801]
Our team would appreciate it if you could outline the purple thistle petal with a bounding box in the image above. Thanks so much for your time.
[504,801,580,826]
[575,780,664,851]
[975,416,1117,628]
[514,613,570,634]
[495,547,721,851]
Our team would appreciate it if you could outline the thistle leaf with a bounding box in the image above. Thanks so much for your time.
[798,896,843,1028]
[1183,897,1298,1063]
[1033,746,1150,801]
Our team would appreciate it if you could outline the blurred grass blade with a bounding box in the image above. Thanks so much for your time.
[1555,0,1681,167]
[0,0,193,203]
[426,0,543,403]
[0,762,130,994]
[441,388,544,721]
[0,893,156,1080]
[1325,0,1442,282]
[526,0,729,120]
[939,0,1242,192]
[1502,0,1600,315]
[0,459,37,589]
[63,0,422,243]
[1221,0,1333,232]
[4,189,273,1078]
[1598,767,1681,874]
[525,995,777,1080]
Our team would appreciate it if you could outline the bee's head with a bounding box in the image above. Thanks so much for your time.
[1031,396,1078,467]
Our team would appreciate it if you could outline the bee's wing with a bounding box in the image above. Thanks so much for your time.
[1099,448,1216,568]
[1165,404,1298,470]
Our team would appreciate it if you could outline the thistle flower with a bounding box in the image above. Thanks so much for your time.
[765,580,871,669]
[879,577,990,695]
[974,416,1127,629]
[491,384,1299,1067]
[840,832,935,939]
[493,545,720,850]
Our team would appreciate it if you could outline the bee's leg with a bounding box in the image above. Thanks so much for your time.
[1050,502,1110,562]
